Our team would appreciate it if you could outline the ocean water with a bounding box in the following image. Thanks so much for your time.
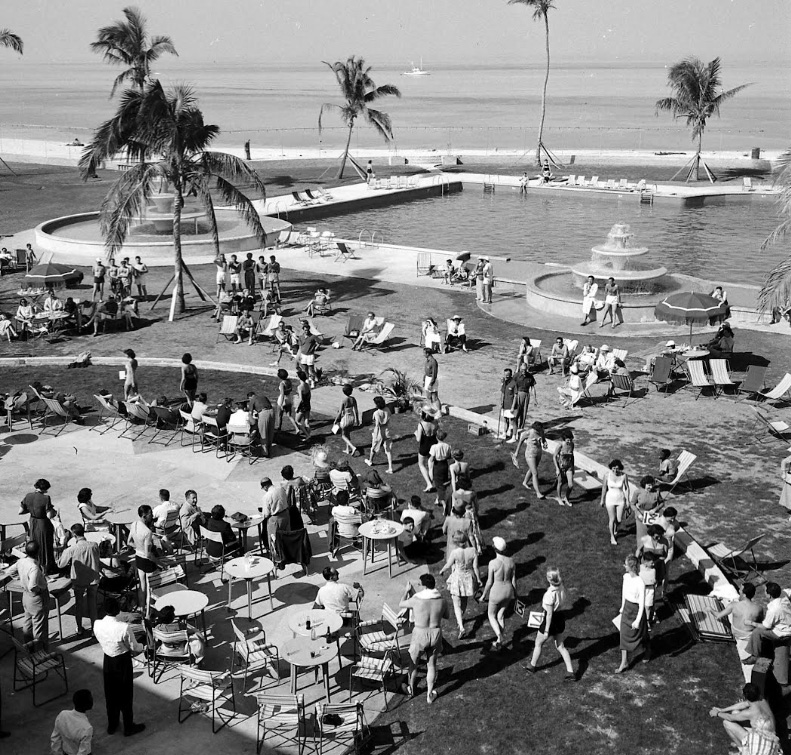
[313,187,783,286]
[0,61,788,153]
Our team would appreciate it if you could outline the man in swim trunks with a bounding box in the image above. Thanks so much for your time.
[423,348,439,407]
[400,573,448,704]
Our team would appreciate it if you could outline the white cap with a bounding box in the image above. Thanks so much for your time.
[600,344,611,351]
[665,340,675,347]
[492,536,507,552]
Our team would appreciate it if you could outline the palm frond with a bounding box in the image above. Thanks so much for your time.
[200,152,266,199]
[319,102,344,131]
[0,30,24,54]
[364,109,394,141]
[507,0,555,21]
[99,162,160,255]
[211,173,268,247]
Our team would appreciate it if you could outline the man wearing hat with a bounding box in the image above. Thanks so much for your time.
[92,258,106,300]
[595,344,615,378]
[445,316,467,353]
[482,257,494,303]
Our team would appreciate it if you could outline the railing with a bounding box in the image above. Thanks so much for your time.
[271,200,288,221]
[431,174,451,197]
[357,229,384,248]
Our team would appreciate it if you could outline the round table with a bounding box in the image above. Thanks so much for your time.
[224,556,275,620]
[104,509,134,548]
[85,531,115,545]
[679,349,709,360]
[226,514,267,555]
[283,636,339,701]
[288,608,344,639]
[358,520,405,578]
[153,589,210,632]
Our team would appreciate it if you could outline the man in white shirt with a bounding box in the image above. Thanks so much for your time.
[152,489,179,536]
[315,567,363,614]
[15,540,50,649]
[482,257,494,303]
[742,583,791,677]
[595,344,616,376]
[401,496,431,540]
[444,316,468,353]
[179,489,205,545]
[93,597,145,737]
[50,689,94,755]
[43,291,64,314]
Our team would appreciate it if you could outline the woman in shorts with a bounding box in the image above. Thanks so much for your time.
[523,566,576,680]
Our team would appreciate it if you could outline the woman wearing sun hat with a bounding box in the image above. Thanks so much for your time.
[481,536,516,650]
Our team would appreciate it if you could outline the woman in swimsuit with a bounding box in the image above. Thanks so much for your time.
[295,370,312,440]
[601,458,631,546]
[123,348,138,400]
[180,353,199,407]
[428,430,453,508]
[511,421,548,498]
[276,369,300,434]
[481,536,516,650]
[553,429,575,507]
[366,395,393,473]
[415,409,438,492]
[335,384,360,456]
[439,531,480,639]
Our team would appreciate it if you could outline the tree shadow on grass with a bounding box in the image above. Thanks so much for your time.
[368,721,419,755]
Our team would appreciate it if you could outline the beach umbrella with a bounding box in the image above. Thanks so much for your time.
[654,291,728,342]
[24,262,83,286]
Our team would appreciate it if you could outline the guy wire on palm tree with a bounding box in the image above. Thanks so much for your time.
[319,56,401,180]
[655,56,750,183]
[758,149,791,315]
[90,6,177,97]
[508,0,558,167]
[79,80,267,321]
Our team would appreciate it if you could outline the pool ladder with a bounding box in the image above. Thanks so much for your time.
[483,174,496,193]
[358,229,384,248]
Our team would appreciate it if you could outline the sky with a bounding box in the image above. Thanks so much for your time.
[3,0,790,67]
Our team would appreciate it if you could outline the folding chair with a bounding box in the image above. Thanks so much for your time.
[529,339,544,369]
[251,693,306,755]
[360,322,394,351]
[709,359,737,397]
[91,394,123,435]
[334,242,358,263]
[737,364,768,401]
[12,636,69,707]
[231,619,279,690]
[604,179,616,189]
[316,186,335,201]
[297,190,316,205]
[291,190,310,207]
[198,526,240,580]
[752,406,791,444]
[608,373,639,407]
[618,178,629,189]
[314,702,368,755]
[225,421,256,464]
[566,175,576,186]
[6,392,33,431]
[742,177,754,191]
[148,406,183,446]
[590,175,600,188]
[758,372,791,405]
[343,314,365,343]
[665,450,697,494]
[199,416,225,456]
[407,175,418,188]
[329,513,362,560]
[685,360,715,399]
[256,313,283,344]
[147,622,194,684]
[216,315,239,343]
[177,666,236,733]
[305,188,328,203]
[178,409,202,451]
[40,397,78,436]
[649,356,674,393]
[612,348,628,362]
[707,535,765,583]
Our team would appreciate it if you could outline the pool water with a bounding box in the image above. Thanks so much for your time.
[321,186,783,286]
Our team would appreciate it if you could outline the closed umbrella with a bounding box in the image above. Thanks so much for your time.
[654,291,728,342]
[24,262,83,287]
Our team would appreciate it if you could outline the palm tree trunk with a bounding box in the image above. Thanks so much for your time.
[337,122,354,180]
[171,188,186,319]
[536,12,550,166]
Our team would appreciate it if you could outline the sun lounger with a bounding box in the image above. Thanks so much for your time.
[334,242,358,263]
[216,315,239,343]
[612,348,628,363]
[618,178,629,190]
[589,176,600,188]
[758,372,791,404]
[291,191,310,207]
[316,186,335,201]
[634,179,646,192]
[665,450,696,494]
[742,177,754,192]
[92,394,124,435]
[344,314,365,341]
[685,360,715,399]
[567,175,576,186]
[608,373,640,407]
[737,364,768,401]
[649,357,674,393]
[40,397,80,437]
[387,177,397,190]
[277,230,301,247]
[304,188,328,203]
[604,179,616,190]
[529,339,544,369]
[752,406,791,444]
[360,322,394,351]
[407,176,418,188]
[298,190,316,205]
[707,535,765,584]
[709,359,737,396]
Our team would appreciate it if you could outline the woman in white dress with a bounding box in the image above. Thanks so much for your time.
[422,318,442,353]
[581,275,599,326]
[439,531,480,639]
[601,459,631,546]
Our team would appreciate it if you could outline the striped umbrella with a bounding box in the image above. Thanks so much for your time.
[654,291,728,341]
[24,262,83,286]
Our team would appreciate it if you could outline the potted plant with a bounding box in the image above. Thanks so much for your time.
[374,368,421,413]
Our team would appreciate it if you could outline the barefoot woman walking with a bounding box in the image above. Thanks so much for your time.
[481,536,516,650]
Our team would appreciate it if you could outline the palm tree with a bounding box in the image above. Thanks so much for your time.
[0,29,23,54]
[758,150,791,314]
[90,6,177,96]
[655,56,750,182]
[508,0,555,166]
[319,56,401,180]
[79,81,267,319]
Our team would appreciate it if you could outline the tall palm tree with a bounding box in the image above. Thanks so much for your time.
[0,29,23,54]
[90,6,177,96]
[509,0,555,166]
[79,81,267,319]
[319,56,401,180]
[758,150,791,314]
[655,56,750,182]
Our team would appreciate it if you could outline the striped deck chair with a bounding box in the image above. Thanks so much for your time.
[737,364,768,401]
[92,394,124,435]
[590,176,600,188]
[665,450,696,494]
[752,406,791,444]
[612,348,628,363]
[707,535,765,582]
[608,372,640,407]
[291,191,310,207]
[758,372,791,404]
[686,360,715,399]
[709,359,737,396]
[251,693,306,754]
[316,186,335,201]
[304,188,328,203]
[40,397,77,436]
[618,178,629,190]
[216,315,238,343]
[361,322,394,351]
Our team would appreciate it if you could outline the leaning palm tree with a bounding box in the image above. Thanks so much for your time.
[758,150,791,314]
[79,81,267,319]
[0,29,23,54]
[90,6,177,96]
[655,56,750,182]
[319,56,401,180]
[509,0,555,166]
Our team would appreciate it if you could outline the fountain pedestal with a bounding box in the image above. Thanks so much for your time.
[132,193,206,234]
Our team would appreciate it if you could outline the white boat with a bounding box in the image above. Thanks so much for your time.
[402,59,430,76]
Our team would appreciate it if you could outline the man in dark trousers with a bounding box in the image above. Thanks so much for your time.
[92,597,145,737]
[244,140,251,160]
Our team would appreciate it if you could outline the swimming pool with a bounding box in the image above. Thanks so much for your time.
[320,186,783,286]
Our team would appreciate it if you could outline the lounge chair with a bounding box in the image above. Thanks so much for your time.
[567,175,576,186]
[343,314,365,342]
[737,364,768,401]
[608,372,640,407]
[334,242,358,263]
[387,177,397,190]
[758,372,791,405]
[360,322,394,351]
[291,191,310,207]
[578,370,601,407]
[407,176,418,188]
[709,359,737,397]
[648,356,673,393]
[316,186,335,201]
[742,177,754,192]
[604,179,616,190]
[618,178,629,190]
[120,400,154,441]
[590,176,600,188]
[752,406,791,444]
[612,348,628,363]
[40,397,80,436]
[634,179,646,191]
[685,360,715,399]
[216,315,238,343]
[92,394,124,435]
[529,339,544,369]
[707,535,765,583]
[277,230,301,247]
[565,339,579,360]
[305,188,328,203]
[665,450,696,494]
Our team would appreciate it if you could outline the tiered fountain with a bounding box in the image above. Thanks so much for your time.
[131,190,207,234]
[570,223,668,294]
